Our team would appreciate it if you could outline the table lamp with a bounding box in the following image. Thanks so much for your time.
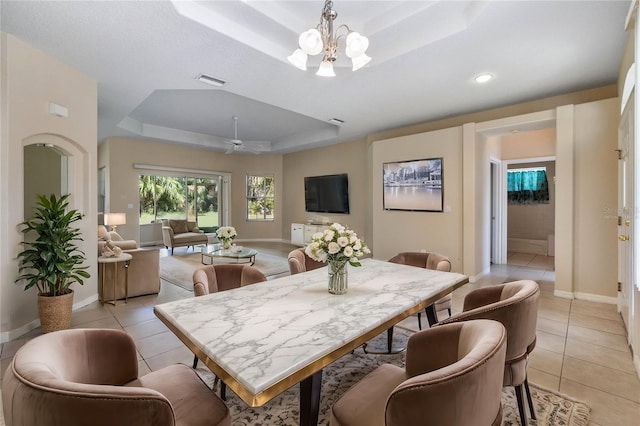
[104,213,126,233]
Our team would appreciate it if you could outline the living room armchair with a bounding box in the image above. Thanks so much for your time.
[161,219,208,255]
[98,226,160,299]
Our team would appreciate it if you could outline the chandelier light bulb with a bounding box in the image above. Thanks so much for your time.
[299,29,323,55]
[316,60,336,77]
[345,32,369,58]
[287,49,308,70]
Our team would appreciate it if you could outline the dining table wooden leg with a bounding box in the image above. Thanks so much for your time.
[300,370,323,426]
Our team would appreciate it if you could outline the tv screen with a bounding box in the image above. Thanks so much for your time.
[304,174,350,214]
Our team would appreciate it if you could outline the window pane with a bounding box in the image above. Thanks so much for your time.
[139,174,222,226]
[155,176,186,220]
[246,174,275,221]
[139,174,156,224]
[195,178,220,232]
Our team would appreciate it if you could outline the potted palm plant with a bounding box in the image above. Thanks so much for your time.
[16,194,90,332]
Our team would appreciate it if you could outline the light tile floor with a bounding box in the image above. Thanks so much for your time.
[1,246,639,425]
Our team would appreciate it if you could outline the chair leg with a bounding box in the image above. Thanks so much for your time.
[192,355,198,369]
[417,313,423,330]
[524,377,536,420]
[387,327,394,353]
[514,384,528,425]
[425,304,438,327]
[221,382,227,401]
[447,308,452,317]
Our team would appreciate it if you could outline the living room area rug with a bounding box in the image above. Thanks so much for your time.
[160,248,290,291]
[195,328,590,426]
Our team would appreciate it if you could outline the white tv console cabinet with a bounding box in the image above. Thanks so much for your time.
[291,223,330,246]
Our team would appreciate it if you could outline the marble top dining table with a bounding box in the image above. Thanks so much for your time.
[153,258,469,425]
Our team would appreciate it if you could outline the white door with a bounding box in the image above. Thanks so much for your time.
[618,93,634,332]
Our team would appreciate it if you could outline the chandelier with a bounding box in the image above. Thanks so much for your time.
[287,0,371,77]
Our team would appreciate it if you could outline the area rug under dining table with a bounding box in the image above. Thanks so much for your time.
[196,328,590,426]
[160,249,290,290]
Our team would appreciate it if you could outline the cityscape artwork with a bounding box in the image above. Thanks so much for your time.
[383,158,443,212]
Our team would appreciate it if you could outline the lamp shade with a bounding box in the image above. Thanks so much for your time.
[316,60,336,77]
[299,29,323,55]
[345,32,369,58]
[287,49,308,70]
[104,213,126,226]
[351,53,371,71]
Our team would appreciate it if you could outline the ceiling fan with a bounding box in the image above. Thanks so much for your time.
[223,116,265,154]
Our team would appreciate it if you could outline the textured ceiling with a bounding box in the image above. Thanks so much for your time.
[0,0,631,154]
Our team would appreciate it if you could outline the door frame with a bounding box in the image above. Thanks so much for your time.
[497,156,556,264]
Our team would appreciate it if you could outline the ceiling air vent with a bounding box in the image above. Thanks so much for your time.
[196,74,226,87]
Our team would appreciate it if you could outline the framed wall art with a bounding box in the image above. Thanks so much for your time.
[383,157,443,212]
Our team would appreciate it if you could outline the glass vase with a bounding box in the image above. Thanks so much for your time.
[222,240,231,249]
[328,261,348,295]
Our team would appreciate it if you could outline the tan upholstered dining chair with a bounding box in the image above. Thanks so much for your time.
[287,247,326,275]
[2,328,230,426]
[388,251,453,328]
[438,280,540,426]
[331,319,507,426]
[192,263,267,296]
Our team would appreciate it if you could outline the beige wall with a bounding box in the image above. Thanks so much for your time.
[371,128,463,271]
[100,137,284,243]
[24,144,64,216]
[282,139,368,242]
[1,34,98,340]
[501,128,556,160]
[573,98,619,298]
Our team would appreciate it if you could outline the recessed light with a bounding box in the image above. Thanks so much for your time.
[328,118,344,125]
[511,129,520,134]
[196,74,226,87]
[474,73,493,84]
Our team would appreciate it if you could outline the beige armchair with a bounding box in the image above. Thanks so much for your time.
[2,328,231,426]
[287,248,326,275]
[438,280,540,425]
[98,226,160,300]
[330,319,507,426]
[162,219,208,255]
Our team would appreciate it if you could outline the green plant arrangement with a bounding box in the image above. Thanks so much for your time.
[16,194,90,297]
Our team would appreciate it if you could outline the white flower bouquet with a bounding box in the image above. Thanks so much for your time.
[305,223,370,294]
[216,226,237,248]
[305,223,370,267]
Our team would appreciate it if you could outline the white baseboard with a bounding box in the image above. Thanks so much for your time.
[0,293,99,344]
[553,289,617,304]
[469,267,490,283]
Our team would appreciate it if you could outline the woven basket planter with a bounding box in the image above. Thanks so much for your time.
[37,290,74,333]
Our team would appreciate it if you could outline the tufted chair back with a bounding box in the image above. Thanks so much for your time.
[438,280,540,425]
[287,248,326,275]
[193,264,267,296]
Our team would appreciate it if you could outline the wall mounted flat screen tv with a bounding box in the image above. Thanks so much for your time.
[304,174,350,214]
[383,158,443,212]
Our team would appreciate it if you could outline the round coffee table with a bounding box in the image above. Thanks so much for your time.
[201,246,258,266]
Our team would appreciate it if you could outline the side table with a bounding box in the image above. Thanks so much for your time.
[98,253,132,306]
